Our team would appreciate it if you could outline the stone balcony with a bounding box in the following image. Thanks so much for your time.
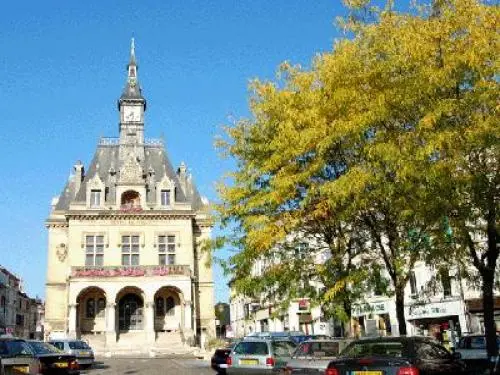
[70,265,191,278]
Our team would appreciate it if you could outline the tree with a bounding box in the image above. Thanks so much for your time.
[216,0,498,352]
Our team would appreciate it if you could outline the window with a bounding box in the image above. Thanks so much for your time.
[158,235,176,265]
[155,297,165,316]
[271,341,296,357]
[85,235,104,266]
[90,190,101,208]
[16,314,24,326]
[86,298,95,318]
[440,269,452,297]
[166,296,175,316]
[97,298,106,317]
[409,271,417,296]
[234,341,269,355]
[294,242,307,260]
[161,190,171,206]
[122,235,140,266]
[0,296,5,308]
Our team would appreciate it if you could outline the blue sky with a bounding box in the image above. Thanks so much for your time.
[0,0,347,302]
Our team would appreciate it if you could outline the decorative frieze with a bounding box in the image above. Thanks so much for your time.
[70,265,191,278]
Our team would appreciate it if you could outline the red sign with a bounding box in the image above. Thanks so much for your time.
[298,299,309,311]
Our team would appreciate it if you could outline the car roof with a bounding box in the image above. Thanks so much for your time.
[49,339,82,342]
[302,339,345,343]
[353,336,432,344]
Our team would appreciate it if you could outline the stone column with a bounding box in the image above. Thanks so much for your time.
[105,303,116,347]
[184,301,192,330]
[68,304,77,339]
[145,301,155,343]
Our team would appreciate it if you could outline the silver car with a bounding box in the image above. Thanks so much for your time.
[284,339,352,375]
[49,339,94,367]
[226,338,297,374]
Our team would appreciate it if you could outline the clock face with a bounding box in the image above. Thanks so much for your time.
[124,106,141,122]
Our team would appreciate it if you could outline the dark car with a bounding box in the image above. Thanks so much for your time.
[0,337,41,374]
[325,336,466,375]
[211,347,232,374]
[27,341,79,375]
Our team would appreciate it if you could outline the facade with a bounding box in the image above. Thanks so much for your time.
[44,40,215,352]
[230,240,499,347]
[230,238,340,338]
[0,266,44,339]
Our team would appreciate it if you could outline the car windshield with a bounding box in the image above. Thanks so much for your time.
[272,341,296,357]
[341,341,404,358]
[68,341,90,350]
[28,341,60,355]
[0,340,33,357]
[295,341,340,357]
[234,341,269,355]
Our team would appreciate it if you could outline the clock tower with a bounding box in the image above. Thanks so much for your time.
[118,38,146,147]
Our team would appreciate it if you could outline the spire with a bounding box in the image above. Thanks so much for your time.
[129,38,136,66]
[118,38,146,107]
[127,38,138,83]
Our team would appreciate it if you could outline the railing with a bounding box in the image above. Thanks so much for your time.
[71,265,191,278]
[98,137,164,147]
[99,137,120,146]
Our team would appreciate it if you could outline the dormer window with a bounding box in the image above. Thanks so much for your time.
[161,190,171,206]
[90,190,101,208]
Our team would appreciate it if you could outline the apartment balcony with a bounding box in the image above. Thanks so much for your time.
[70,265,191,279]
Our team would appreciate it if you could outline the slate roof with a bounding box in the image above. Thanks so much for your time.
[54,143,205,212]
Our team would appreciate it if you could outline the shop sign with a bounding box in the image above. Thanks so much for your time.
[353,302,388,316]
[408,304,447,318]
[298,299,309,311]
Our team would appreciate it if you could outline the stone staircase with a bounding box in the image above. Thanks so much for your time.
[80,333,106,354]
[82,330,198,357]
[150,331,196,356]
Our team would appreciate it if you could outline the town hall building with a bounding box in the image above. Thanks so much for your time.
[44,40,215,354]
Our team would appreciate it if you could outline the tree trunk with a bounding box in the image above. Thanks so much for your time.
[395,286,407,336]
[481,269,497,359]
[343,299,353,338]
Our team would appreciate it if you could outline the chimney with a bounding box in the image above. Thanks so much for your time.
[73,161,85,196]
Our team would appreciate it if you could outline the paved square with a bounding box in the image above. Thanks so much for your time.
[81,358,214,375]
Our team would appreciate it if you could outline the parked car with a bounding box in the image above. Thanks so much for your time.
[27,341,79,375]
[284,339,353,374]
[48,340,94,368]
[325,336,466,375]
[0,337,41,375]
[211,347,232,374]
[455,334,500,374]
[226,338,297,374]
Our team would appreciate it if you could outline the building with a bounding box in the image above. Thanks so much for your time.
[229,237,499,345]
[44,40,215,353]
[230,238,341,338]
[0,266,44,339]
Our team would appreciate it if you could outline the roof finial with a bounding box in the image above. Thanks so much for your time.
[130,37,136,65]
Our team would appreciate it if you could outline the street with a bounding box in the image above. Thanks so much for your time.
[80,357,214,375]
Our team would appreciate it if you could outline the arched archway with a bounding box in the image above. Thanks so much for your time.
[121,190,141,209]
[76,287,107,334]
[154,286,184,332]
[116,286,144,332]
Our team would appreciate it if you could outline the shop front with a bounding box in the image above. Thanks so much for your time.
[352,299,396,337]
[406,298,467,350]
[466,297,500,334]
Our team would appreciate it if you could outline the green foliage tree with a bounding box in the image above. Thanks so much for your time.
[216,0,498,354]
